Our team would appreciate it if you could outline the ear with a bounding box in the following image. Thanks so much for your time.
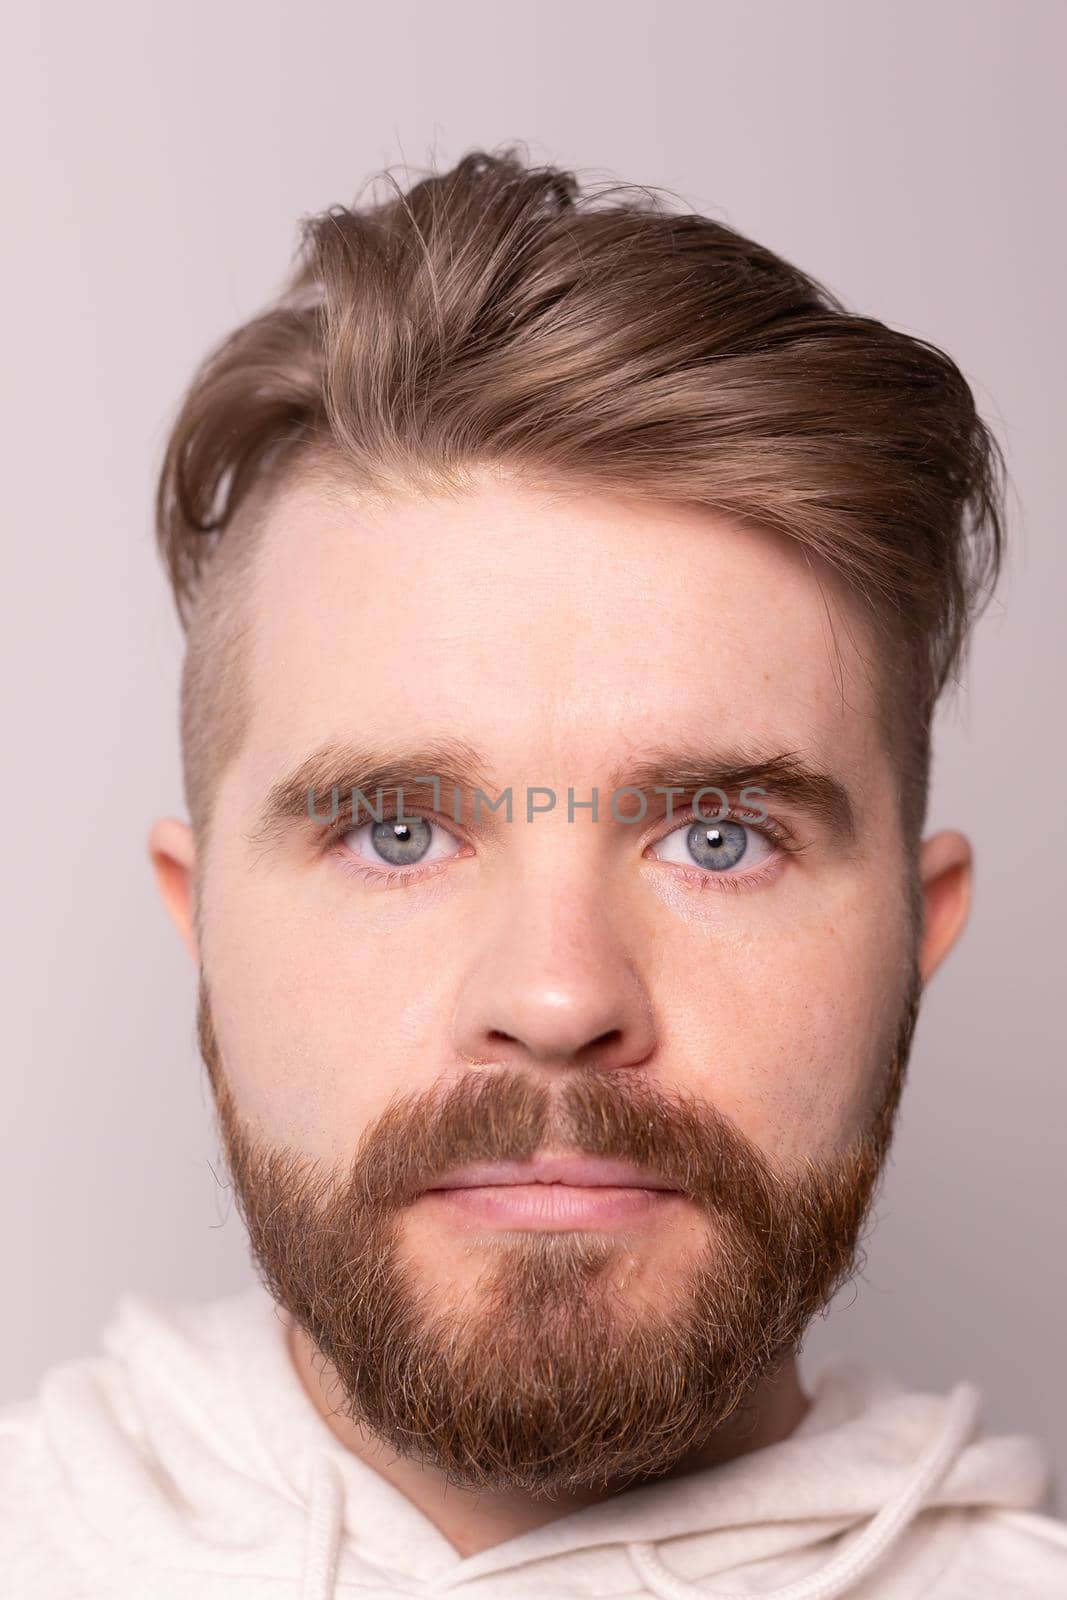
[148,817,199,964]
[917,829,973,985]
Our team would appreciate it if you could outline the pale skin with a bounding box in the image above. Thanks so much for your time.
[149,468,972,1556]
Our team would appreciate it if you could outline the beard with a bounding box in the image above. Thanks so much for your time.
[197,964,920,1497]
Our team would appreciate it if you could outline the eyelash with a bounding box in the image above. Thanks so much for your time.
[320,806,805,895]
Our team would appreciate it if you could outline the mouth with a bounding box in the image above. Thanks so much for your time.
[420,1153,684,1230]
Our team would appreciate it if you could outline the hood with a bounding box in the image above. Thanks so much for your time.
[29,1281,1061,1599]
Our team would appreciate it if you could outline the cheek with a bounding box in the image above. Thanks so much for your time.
[659,880,910,1165]
[200,868,461,1158]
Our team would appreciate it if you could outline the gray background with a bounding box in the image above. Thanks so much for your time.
[3,0,1064,1513]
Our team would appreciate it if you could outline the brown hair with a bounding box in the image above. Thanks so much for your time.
[156,145,1005,858]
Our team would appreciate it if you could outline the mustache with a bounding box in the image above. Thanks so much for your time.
[343,1065,786,1224]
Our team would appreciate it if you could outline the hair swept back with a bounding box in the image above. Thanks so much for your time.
[155,143,1006,850]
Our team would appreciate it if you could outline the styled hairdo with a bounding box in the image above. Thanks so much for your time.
[156,144,1005,849]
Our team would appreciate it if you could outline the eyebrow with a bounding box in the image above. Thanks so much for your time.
[246,735,857,850]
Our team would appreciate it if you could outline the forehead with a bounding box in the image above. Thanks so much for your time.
[237,469,885,790]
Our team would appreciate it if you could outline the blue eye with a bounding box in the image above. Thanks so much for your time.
[651,817,775,875]
[339,815,462,871]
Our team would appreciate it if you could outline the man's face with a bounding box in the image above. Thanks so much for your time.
[191,469,919,1492]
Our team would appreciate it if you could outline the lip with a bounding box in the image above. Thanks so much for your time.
[420,1154,684,1230]
[426,1184,681,1228]
[426,1155,680,1191]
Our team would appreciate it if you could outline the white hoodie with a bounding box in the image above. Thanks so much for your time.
[2,1282,1065,1599]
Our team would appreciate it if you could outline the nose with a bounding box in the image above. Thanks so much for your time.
[450,870,658,1076]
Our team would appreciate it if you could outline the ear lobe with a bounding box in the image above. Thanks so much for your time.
[148,817,199,964]
[917,829,973,985]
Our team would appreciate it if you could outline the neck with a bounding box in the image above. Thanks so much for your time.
[285,1321,812,1558]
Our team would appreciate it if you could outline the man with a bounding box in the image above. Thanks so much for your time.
[3,147,1065,1598]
